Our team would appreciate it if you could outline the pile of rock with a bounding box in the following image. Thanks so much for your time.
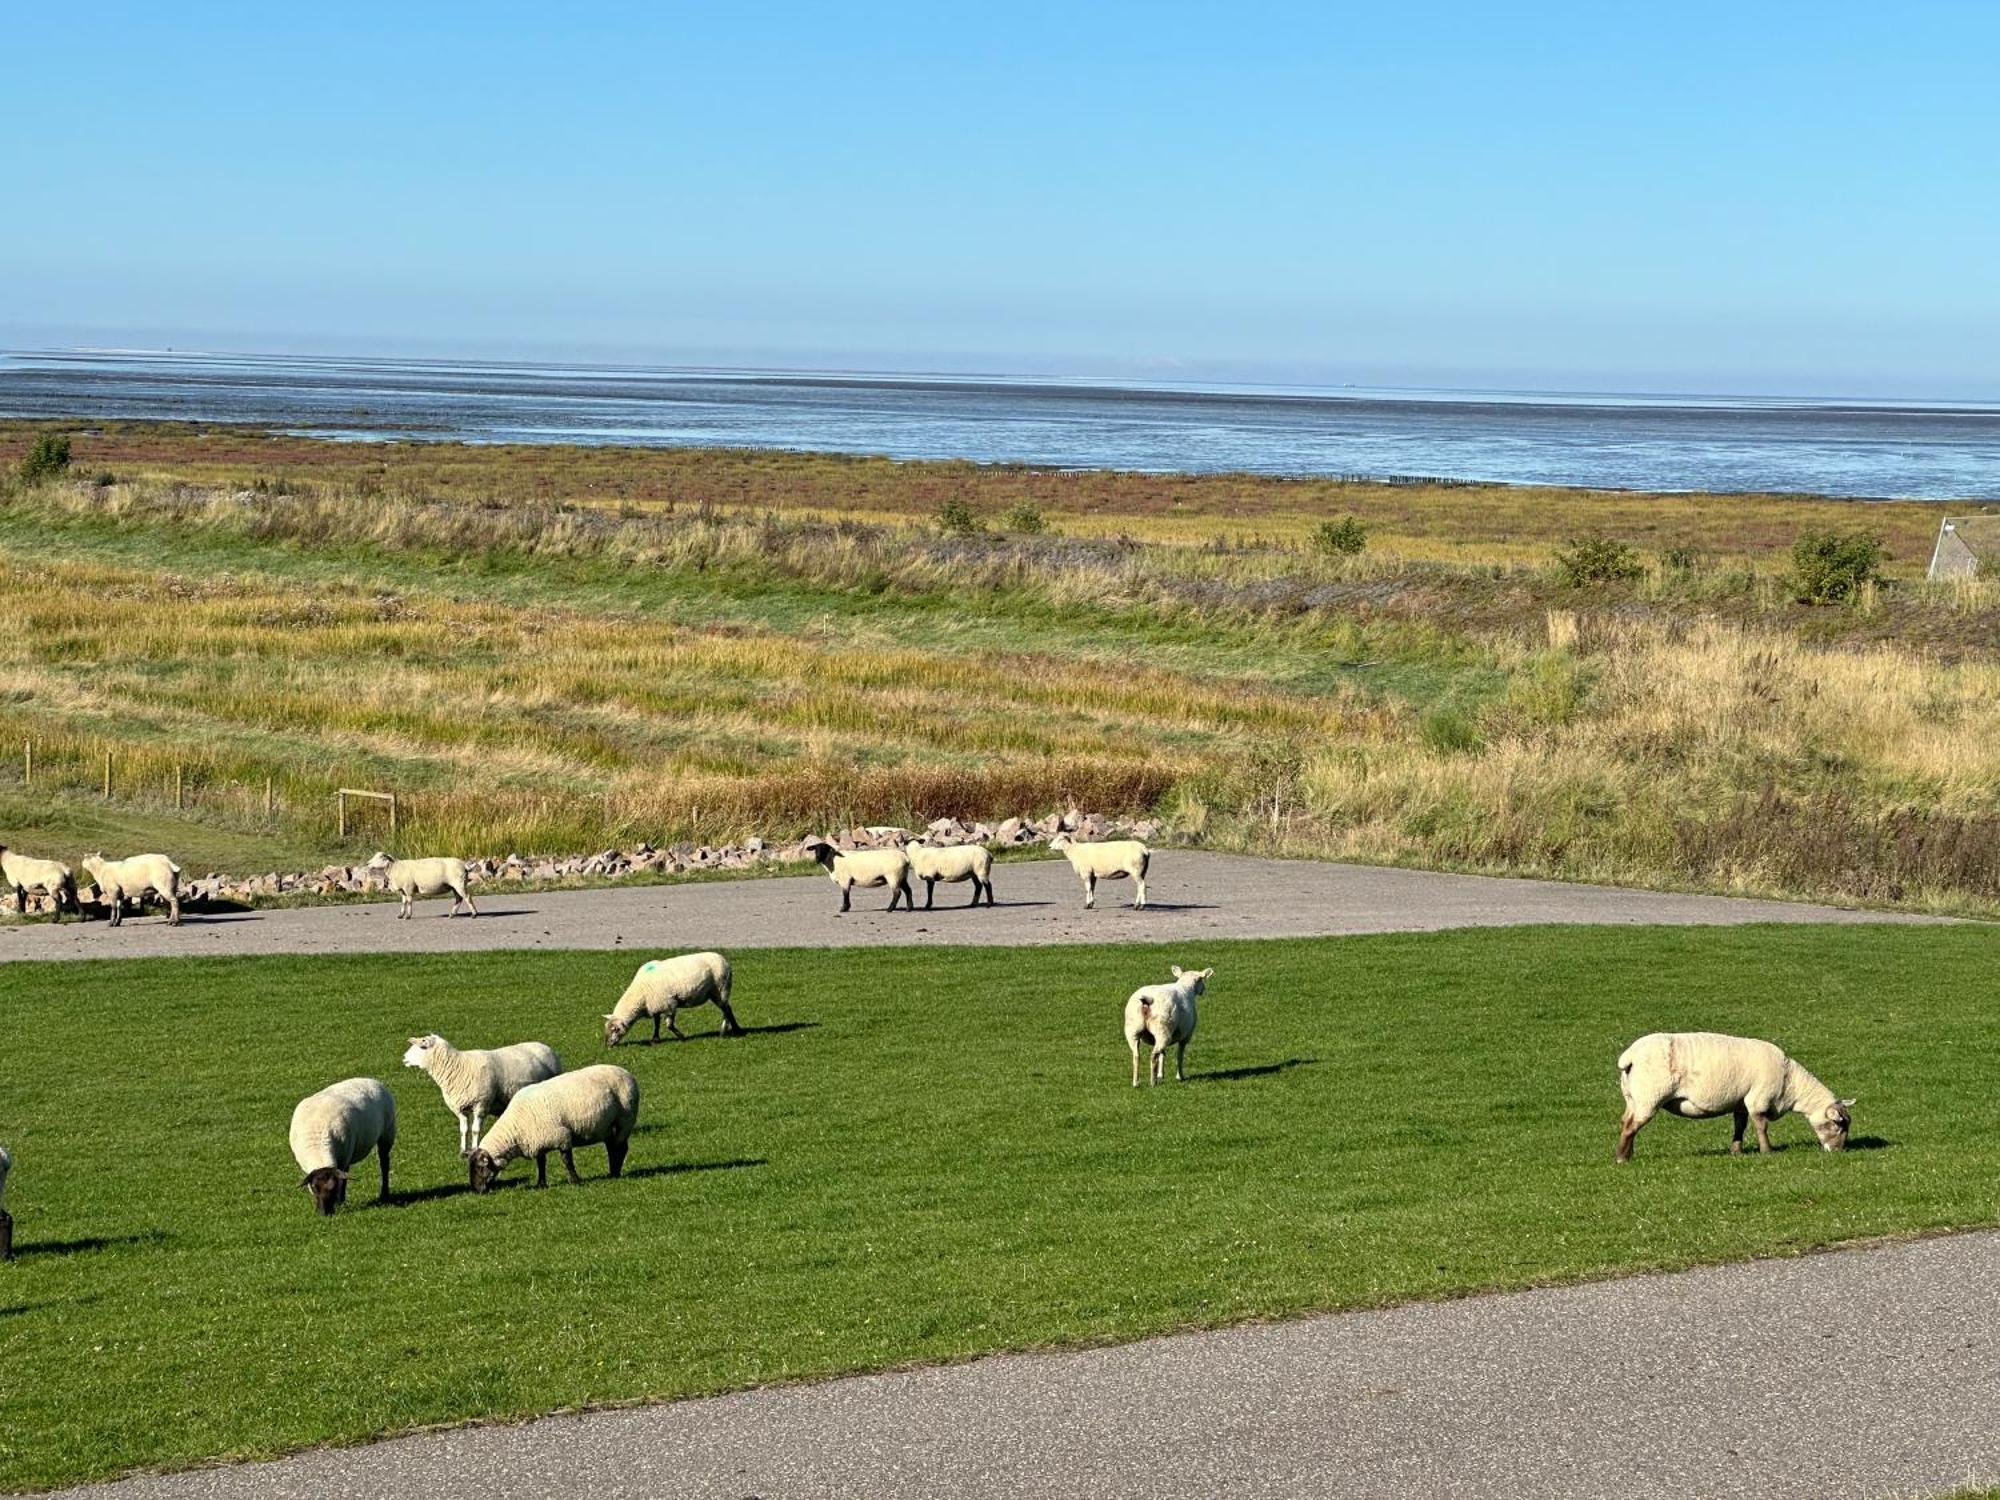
[52,808,1164,913]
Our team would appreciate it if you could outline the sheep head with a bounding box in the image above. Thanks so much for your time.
[364,852,394,872]
[1047,833,1074,850]
[602,1013,631,1048]
[401,1034,442,1069]
[467,1149,503,1194]
[1169,964,1215,995]
[802,840,838,870]
[302,1167,349,1216]
[1811,1098,1856,1152]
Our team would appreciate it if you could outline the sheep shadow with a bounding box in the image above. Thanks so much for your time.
[14,1229,169,1259]
[380,1182,472,1208]
[1123,901,1216,913]
[1845,1135,1893,1152]
[623,1157,768,1181]
[1197,1057,1319,1083]
[684,1021,820,1044]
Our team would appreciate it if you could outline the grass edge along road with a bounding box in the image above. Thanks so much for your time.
[2,923,1997,1491]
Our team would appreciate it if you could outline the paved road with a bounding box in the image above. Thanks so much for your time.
[0,852,1943,962]
[58,1229,2000,1500]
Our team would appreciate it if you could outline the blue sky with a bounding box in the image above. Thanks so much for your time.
[3,2,1996,395]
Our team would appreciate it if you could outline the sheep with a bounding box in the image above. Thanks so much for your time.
[0,845,77,922]
[0,1143,12,1261]
[468,1064,639,1192]
[81,852,181,927]
[288,1077,396,1215]
[1616,1031,1855,1163]
[1123,965,1212,1085]
[366,853,477,919]
[903,841,995,908]
[1048,833,1150,910]
[805,840,913,913]
[401,1034,563,1156]
[603,951,740,1045]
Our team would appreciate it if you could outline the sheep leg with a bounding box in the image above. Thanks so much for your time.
[1134,870,1148,910]
[1615,1111,1645,1163]
[984,876,996,907]
[651,1013,662,1044]
[0,1209,11,1261]
[454,1110,470,1156]
[166,891,181,925]
[1151,1044,1165,1085]
[1175,1040,1187,1082]
[839,884,852,913]
[667,1014,687,1041]
[533,1152,549,1188]
[891,876,912,912]
[399,893,412,920]
[469,1104,485,1154]
[924,877,935,910]
[965,880,980,907]
[717,999,743,1036]
[1730,1105,1749,1155]
[1752,1113,1775,1155]
[559,1146,582,1186]
[607,1137,629,1178]
[1130,1037,1142,1087]
[377,1140,392,1202]
[1084,872,1097,909]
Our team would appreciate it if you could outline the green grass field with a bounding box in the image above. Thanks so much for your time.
[1,924,1996,1491]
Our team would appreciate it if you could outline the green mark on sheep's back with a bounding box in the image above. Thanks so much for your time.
[0,925,1996,1490]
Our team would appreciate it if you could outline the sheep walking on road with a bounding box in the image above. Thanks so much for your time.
[468,1065,639,1192]
[604,952,739,1045]
[805,842,913,913]
[1124,965,1212,1085]
[903,842,995,908]
[1049,834,1150,910]
[1616,1031,1854,1162]
[289,1078,396,1215]
[367,854,478,919]
[0,846,77,922]
[402,1034,562,1156]
[81,853,181,927]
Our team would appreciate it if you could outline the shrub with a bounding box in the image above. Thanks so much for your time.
[1420,705,1484,754]
[1000,501,1047,535]
[1660,544,1700,571]
[1312,516,1369,557]
[1790,530,1886,604]
[1553,533,1642,586]
[16,432,71,485]
[935,497,984,536]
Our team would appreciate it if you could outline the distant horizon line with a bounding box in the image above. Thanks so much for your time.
[7,342,1999,414]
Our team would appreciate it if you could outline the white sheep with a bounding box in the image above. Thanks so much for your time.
[0,846,77,922]
[1049,833,1150,910]
[366,853,477,919]
[468,1064,639,1192]
[1616,1031,1855,1162]
[903,841,995,908]
[0,1143,12,1261]
[603,952,740,1045]
[81,852,181,927]
[805,841,913,913]
[288,1077,397,1215]
[401,1034,563,1156]
[1123,965,1212,1085]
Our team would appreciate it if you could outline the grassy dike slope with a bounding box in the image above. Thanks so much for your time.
[1,925,1995,1490]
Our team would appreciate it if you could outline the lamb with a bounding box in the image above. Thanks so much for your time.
[805,840,913,913]
[366,853,477,919]
[468,1064,639,1192]
[903,841,995,908]
[603,951,740,1045]
[1616,1031,1854,1163]
[288,1077,396,1215]
[81,852,181,926]
[1123,965,1212,1085]
[0,1143,12,1261]
[402,1034,563,1156]
[0,846,77,922]
[1048,833,1150,910]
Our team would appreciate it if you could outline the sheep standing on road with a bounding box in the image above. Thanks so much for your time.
[603,952,740,1045]
[0,1143,12,1261]
[1616,1031,1855,1162]
[468,1065,639,1192]
[289,1078,397,1215]
[1049,833,1150,910]
[903,842,995,908]
[402,1034,563,1156]
[1124,965,1212,1085]
[367,853,477,919]
[805,841,913,913]
[81,853,181,927]
[0,846,77,922]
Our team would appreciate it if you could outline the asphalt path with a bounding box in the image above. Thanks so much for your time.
[0,852,1943,962]
[57,1229,2000,1499]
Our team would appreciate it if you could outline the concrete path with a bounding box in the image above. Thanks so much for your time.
[58,1229,2000,1499]
[0,853,1942,962]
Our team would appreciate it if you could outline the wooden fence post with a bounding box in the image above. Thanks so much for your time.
[338,789,347,838]
[103,751,112,798]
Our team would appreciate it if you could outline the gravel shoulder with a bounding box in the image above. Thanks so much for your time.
[0,852,1943,963]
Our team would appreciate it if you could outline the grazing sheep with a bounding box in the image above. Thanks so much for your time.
[805,841,913,913]
[81,852,181,927]
[401,1034,563,1156]
[0,846,77,922]
[903,841,995,908]
[366,853,477,919]
[1049,833,1150,910]
[1123,965,1212,1085]
[468,1065,639,1192]
[0,1143,12,1261]
[288,1077,396,1215]
[603,952,739,1046]
[1616,1031,1855,1163]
